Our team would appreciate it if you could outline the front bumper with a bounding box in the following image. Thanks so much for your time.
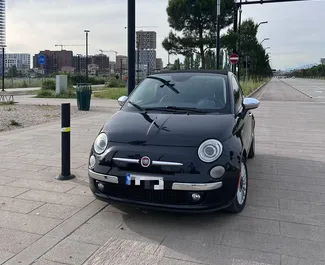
[88,168,239,213]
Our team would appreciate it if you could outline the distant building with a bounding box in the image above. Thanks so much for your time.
[136,31,157,50]
[72,54,110,75]
[156,58,163,70]
[0,53,31,71]
[116,55,128,73]
[92,54,110,74]
[61,66,75,73]
[136,30,157,75]
[33,50,73,74]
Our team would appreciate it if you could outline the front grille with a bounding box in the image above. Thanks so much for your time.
[98,182,206,205]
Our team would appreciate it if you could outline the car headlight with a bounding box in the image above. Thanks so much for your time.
[93,132,108,154]
[198,139,223,163]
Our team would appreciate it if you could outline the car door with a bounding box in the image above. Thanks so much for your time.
[231,75,252,153]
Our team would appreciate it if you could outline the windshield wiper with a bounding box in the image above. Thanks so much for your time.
[127,101,144,111]
[146,76,180,94]
[145,106,207,113]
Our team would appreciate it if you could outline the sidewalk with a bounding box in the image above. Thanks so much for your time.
[12,95,119,109]
[0,106,200,265]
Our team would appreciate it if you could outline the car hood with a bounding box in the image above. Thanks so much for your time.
[102,110,235,147]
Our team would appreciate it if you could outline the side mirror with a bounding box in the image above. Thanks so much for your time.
[243,97,260,111]
[117,96,128,107]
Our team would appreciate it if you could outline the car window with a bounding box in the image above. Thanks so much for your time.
[125,73,231,113]
[231,75,243,113]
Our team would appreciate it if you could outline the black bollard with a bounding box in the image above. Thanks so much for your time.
[56,103,75,180]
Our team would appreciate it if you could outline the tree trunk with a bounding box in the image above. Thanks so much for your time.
[199,26,205,69]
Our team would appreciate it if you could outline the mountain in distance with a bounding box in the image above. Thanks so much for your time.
[285,63,320,72]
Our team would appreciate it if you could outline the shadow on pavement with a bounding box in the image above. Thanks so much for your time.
[93,153,325,264]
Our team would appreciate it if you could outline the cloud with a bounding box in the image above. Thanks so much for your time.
[5,0,325,69]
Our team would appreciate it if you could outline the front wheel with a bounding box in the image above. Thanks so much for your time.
[226,158,248,214]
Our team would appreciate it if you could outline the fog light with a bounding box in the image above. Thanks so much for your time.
[210,166,225,179]
[97,182,105,191]
[89,155,96,169]
[192,193,201,201]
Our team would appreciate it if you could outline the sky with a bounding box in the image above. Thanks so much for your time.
[6,0,325,70]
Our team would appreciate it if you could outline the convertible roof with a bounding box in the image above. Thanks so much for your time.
[151,69,230,76]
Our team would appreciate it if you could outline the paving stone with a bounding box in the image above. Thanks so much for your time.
[30,203,82,220]
[0,227,40,254]
[46,200,107,240]
[6,179,76,193]
[159,236,281,265]
[83,237,164,265]
[0,250,14,264]
[1,169,60,181]
[221,230,325,261]
[0,210,62,235]
[1,162,48,172]
[281,255,324,265]
[280,222,325,242]
[66,185,93,197]
[158,257,207,265]
[3,236,61,265]
[0,185,28,198]
[0,175,14,185]
[68,210,126,245]
[31,258,70,265]
[42,238,99,265]
[0,196,44,213]
[16,189,95,207]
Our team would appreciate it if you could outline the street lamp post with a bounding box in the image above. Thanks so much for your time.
[1,45,5,92]
[84,30,90,82]
[127,0,136,95]
[215,0,221,70]
[260,38,270,44]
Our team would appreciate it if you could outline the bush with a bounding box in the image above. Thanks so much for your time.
[42,79,56,91]
[36,89,54,97]
[105,78,125,88]
[36,88,76,98]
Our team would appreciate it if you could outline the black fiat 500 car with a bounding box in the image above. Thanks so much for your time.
[88,70,260,213]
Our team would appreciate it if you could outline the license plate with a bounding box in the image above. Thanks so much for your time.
[125,174,164,190]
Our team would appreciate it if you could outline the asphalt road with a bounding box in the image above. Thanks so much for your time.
[1,77,325,264]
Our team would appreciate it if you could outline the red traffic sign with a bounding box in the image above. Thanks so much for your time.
[230,53,239,64]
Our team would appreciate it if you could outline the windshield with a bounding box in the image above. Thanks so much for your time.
[124,72,230,113]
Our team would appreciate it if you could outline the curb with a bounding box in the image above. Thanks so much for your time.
[247,79,270,98]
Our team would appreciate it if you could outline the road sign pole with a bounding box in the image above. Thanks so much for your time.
[216,0,221,70]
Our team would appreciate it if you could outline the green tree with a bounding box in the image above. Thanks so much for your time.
[184,56,191,69]
[193,54,201,69]
[8,65,18,78]
[205,50,216,70]
[162,0,236,69]
[172,58,181,70]
[222,18,272,79]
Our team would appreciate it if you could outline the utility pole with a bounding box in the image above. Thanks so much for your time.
[1,46,5,92]
[127,0,136,95]
[216,0,221,70]
[237,4,242,81]
[84,30,90,82]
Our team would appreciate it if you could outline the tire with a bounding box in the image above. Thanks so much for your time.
[248,134,255,159]
[226,158,248,214]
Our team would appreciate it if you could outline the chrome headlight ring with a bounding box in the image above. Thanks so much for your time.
[198,139,223,163]
[93,132,108,154]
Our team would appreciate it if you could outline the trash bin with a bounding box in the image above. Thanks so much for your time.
[76,83,92,111]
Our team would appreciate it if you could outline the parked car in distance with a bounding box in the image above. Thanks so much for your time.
[88,70,260,213]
